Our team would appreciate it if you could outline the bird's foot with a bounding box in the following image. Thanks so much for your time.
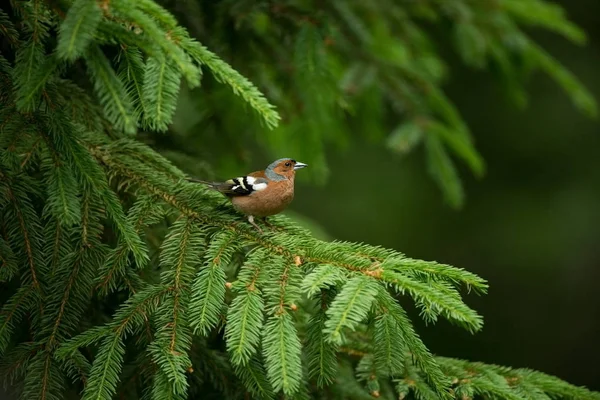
[247,215,263,234]
[262,217,276,229]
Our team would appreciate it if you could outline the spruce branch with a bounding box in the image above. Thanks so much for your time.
[428,356,600,400]
[88,139,486,306]
[43,244,101,349]
[22,349,63,400]
[305,308,338,387]
[0,341,39,388]
[526,40,597,118]
[12,39,45,109]
[90,140,488,308]
[81,334,126,400]
[110,285,169,338]
[187,341,238,398]
[55,327,111,360]
[425,133,464,208]
[423,118,485,179]
[85,45,138,135]
[102,138,185,181]
[233,358,275,400]
[150,368,184,400]
[301,264,346,297]
[148,217,203,397]
[225,287,265,367]
[323,275,378,345]
[52,78,106,133]
[142,56,182,132]
[377,287,451,398]
[373,311,406,377]
[56,0,103,61]
[14,54,61,112]
[0,9,19,47]
[502,0,587,44]
[134,0,178,30]
[264,254,303,316]
[86,139,480,398]
[57,285,167,362]
[189,230,236,336]
[108,2,200,87]
[383,270,483,332]
[96,242,131,295]
[117,46,146,123]
[58,286,168,399]
[383,257,488,295]
[0,170,45,291]
[355,354,383,397]
[46,116,148,266]
[0,285,37,355]
[178,35,281,129]
[0,236,18,282]
[97,194,164,294]
[40,149,81,227]
[262,313,302,395]
[60,349,91,385]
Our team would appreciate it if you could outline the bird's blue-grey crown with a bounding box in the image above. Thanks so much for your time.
[265,158,307,181]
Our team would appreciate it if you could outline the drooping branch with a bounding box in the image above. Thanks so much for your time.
[87,140,488,302]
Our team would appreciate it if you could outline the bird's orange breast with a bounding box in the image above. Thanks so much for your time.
[231,178,295,217]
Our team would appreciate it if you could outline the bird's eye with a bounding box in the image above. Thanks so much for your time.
[285,162,291,167]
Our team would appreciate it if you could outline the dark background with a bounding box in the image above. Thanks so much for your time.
[285,0,600,391]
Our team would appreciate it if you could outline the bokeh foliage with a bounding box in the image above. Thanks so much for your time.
[161,0,596,207]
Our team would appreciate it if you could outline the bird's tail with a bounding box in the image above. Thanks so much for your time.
[186,177,234,194]
[186,177,213,185]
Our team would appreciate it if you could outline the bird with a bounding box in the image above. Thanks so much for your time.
[187,158,308,232]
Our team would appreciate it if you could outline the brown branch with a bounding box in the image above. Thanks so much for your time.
[96,245,129,291]
[80,192,91,246]
[168,217,192,352]
[3,181,40,289]
[20,136,42,169]
[115,287,170,336]
[50,222,62,275]
[212,233,237,266]
[39,350,52,400]
[246,263,261,292]
[0,285,34,334]
[97,195,158,292]
[0,343,39,380]
[339,346,367,357]
[47,249,84,348]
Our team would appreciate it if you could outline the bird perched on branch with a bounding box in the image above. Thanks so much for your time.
[187,158,308,232]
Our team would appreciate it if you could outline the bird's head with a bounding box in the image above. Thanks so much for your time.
[265,158,307,181]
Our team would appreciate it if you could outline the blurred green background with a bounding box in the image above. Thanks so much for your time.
[298,0,600,390]
[167,0,600,391]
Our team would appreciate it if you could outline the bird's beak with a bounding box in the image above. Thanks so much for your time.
[294,162,308,170]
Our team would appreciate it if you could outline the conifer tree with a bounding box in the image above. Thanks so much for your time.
[0,1,598,399]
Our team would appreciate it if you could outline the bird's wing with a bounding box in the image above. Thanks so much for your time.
[187,170,269,196]
[189,172,267,196]
[223,175,269,196]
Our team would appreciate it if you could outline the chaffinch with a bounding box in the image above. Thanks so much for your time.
[188,158,308,232]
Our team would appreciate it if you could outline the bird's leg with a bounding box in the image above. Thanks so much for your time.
[247,215,263,233]
[262,217,275,229]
